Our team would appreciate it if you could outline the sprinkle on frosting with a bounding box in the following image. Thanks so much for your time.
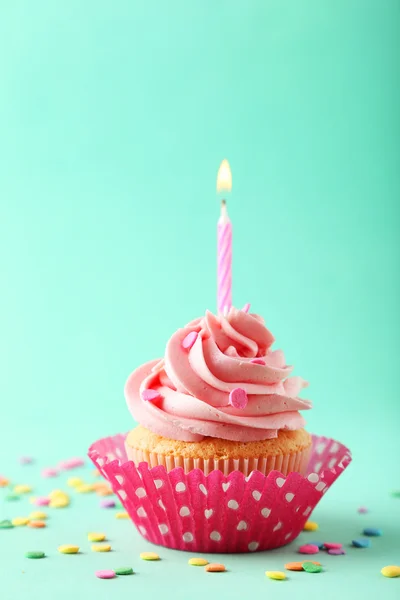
[242,303,251,313]
[125,307,311,443]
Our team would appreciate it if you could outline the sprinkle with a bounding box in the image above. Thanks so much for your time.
[363,527,382,537]
[101,499,116,508]
[67,477,84,488]
[302,562,323,573]
[298,544,320,555]
[323,542,343,550]
[5,494,20,501]
[250,358,266,365]
[115,567,134,575]
[140,552,160,561]
[97,487,114,497]
[229,388,248,409]
[141,389,162,402]
[13,484,32,494]
[92,469,101,477]
[88,532,106,542]
[206,563,226,573]
[91,543,111,553]
[49,489,67,499]
[328,548,346,555]
[242,303,251,313]
[391,490,400,498]
[75,483,94,494]
[95,570,116,579]
[58,457,85,470]
[302,561,321,566]
[182,331,198,350]
[381,566,400,578]
[58,545,79,554]
[33,496,50,506]
[0,476,10,487]
[29,511,47,520]
[303,521,319,532]
[285,562,304,571]
[12,516,30,526]
[41,468,58,478]
[115,512,129,519]
[308,541,324,549]
[352,538,371,548]
[25,551,45,559]
[49,498,70,508]
[188,557,209,566]
[265,571,286,580]
[19,456,34,465]
[0,520,14,529]
[27,520,46,529]
[358,506,368,514]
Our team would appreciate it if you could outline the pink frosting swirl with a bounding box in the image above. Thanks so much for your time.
[125,307,312,442]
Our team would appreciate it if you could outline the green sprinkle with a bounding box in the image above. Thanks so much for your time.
[25,551,45,559]
[0,520,14,529]
[115,566,134,575]
[5,494,20,501]
[391,490,400,498]
[302,562,323,573]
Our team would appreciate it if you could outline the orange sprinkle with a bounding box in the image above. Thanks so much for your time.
[205,563,226,573]
[27,520,46,528]
[0,477,10,488]
[285,562,304,571]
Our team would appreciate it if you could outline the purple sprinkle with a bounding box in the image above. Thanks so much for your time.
[328,548,346,555]
[358,506,368,514]
[100,499,116,509]
[19,456,34,465]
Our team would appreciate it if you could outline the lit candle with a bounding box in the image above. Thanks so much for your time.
[216,159,233,315]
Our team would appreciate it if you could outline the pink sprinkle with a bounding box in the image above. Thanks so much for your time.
[251,358,266,365]
[242,303,251,313]
[298,544,320,555]
[19,456,34,465]
[328,548,346,555]
[100,499,116,509]
[35,496,51,506]
[229,388,248,409]
[358,506,368,514]
[324,542,343,550]
[95,570,116,579]
[41,467,59,478]
[59,457,85,470]
[182,331,198,350]
[142,389,162,402]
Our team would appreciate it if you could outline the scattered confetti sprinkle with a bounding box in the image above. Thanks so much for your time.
[363,527,382,537]
[242,303,251,313]
[303,521,319,532]
[115,566,134,575]
[41,468,58,478]
[5,494,20,501]
[299,544,320,555]
[302,562,323,573]
[188,557,209,566]
[58,545,79,554]
[328,548,346,555]
[115,512,129,519]
[13,484,32,494]
[100,499,116,509]
[75,483,93,494]
[229,387,248,409]
[140,552,160,561]
[285,562,304,571]
[358,506,368,514]
[95,570,115,579]
[27,520,46,529]
[206,563,226,573]
[302,561,321,566]
[0,476,10,487]
[33,496,50,506]
[19,456,34,465]
[97,487,114,497]
[265,570,286,580]
[381,566,400,578]
[91,543,111,553]
[0,520,14,529]
[391,490,400,498]
[29,511,47,520]
[11,517,29,526]
[323,542,343,550]
[59,458,85,470]
[308,541,324,549]
[182,331,198,350]
[67,477,84,488]
[88,532,106,542]
[49,497,69,508]
[25,551,45,559]
[352,538,371,548]
[49,490,69,501]
[141,389,162,402]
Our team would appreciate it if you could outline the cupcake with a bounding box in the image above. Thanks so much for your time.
[125,306,312,477]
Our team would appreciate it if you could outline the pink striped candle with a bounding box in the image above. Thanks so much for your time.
[217,200,232,314]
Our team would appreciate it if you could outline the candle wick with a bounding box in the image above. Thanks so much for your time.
[219,199,229,223]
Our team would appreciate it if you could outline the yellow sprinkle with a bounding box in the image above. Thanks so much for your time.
[29,511,47,520]
[88,532,106,542]
[58,545,79,554]
[49,498,69,508]
[13,484,32,494]
[11,517,30,526]
[188,557,209,566]
[67,477,84,488]
[115,511,129,519]
[0,477,10,487]
[381,565,400,578]
[140,552,160,561]
[265,571,286,580]
[29,497,37,505]
[91,543,111,553]
[303,521,319,532]
[49,489,69,500]
[75,484,94,494]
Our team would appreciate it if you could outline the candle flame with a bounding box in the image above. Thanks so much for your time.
[216,159,232,193]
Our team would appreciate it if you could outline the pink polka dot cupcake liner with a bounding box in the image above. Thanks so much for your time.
[88,433,351,553]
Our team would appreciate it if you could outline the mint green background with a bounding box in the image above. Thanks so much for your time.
[0,1,399,598]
